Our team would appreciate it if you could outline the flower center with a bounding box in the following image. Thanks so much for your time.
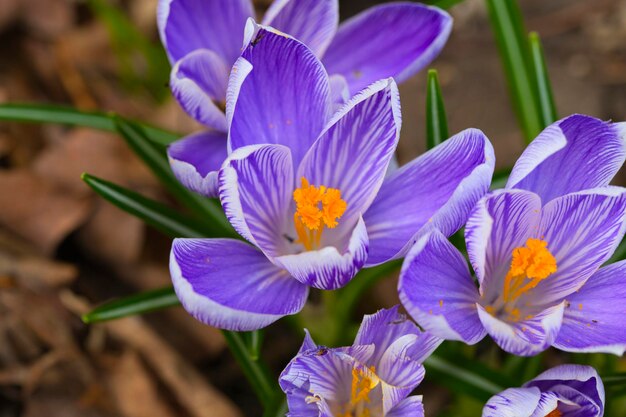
[503,238,557,303]
[336,366,379,417]
[485,238,558,322]
[293,177,347,251]
[545,408,562,417]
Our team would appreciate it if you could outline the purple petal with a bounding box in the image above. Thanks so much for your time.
[531,390,596,417]
[280,346,378,413]
[219,144,294,258]
[157,0,253,64]
[482,387,541,417]
[168,130,227,198]
[227,23,331,167]
[554,260,626,355]
[533,187,626,304]
[525,364,605,416]
[262,0,338,57]
[465,190,542,292]
[329,74,350,109]
[170,238,308,331]
[507,115,626,202]
[378,335,426,412]
[364,128,494,266]
[354,306,440,366]
[298,78,401,231]
[322,3,452,94]
[170,50,229,131]
[274,216,369,290]
[386,396,424,417]
[477,302,565,356]
[399,230,486,344]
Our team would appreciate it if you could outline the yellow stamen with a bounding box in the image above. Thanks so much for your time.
[337,366,379,417]
[545,408,562,417]
[502,238,557,302]
[293,177,347,251]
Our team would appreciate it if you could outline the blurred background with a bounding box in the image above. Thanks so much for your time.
[0,0,625,416]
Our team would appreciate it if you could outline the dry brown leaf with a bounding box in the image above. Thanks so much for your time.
[61,292,242,417]
[0,170,92,254]
[106,350,177,417]
[76,200,145,265]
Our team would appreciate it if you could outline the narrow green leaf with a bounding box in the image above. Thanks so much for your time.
[113,116,235,237]
[0,103,178,145]
[222,330,280,409]
[485,0,542,142]
[82,173,213,238]
[426,69,449,149]
[425,354,504,401]
[243,330,264,361]
[424,0,466,9]
[602,373,626,387]
[528,32,557,127]
[263,397,287,417]
[82,287,180,323]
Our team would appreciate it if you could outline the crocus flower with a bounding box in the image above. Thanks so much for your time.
[169,25,494,331]
[399,114,626,356]
[158,0,452,197]
[280,306,442,417]
[483,364,605,417]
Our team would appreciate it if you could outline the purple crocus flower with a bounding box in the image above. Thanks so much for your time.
[399,114,626,356]
[483,364,605,417]
[280,306,442,417]
[157,0,452,197]
[169,25,494,331]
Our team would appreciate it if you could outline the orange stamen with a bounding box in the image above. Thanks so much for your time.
[293,177,347,250]
[503,238,557,302]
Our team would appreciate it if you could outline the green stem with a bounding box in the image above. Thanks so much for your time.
[426,69,449,149]
[485,0,542,142]
[528,32,558,127]
[222,331,279,409]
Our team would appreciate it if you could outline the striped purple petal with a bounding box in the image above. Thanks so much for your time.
[507,115,626,203]
[170,238,308,331]
[157,0,253,64]
[465,190,542,294]
[476,302,565,356]
[532,187,626,304]
[262,0,338,57]
[364,128,494,266]
[227,23,331,167]
[555,260,626,355]
[167,130,227,198]
[525,364,605,417]
[170,49,229,131]
[399,230,486,344]
[273,215,369,290]
[297,78,401,235]
[219,144,295,258]
[322,3,452,95]
[386,396,424,417]
[482,387,541,417]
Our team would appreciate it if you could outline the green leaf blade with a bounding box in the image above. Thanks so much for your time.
[82,173,211,238]
[485,0,542,142]
[0,103,178,145]
[426,69,449,149]
[82,287,180,323]
[529,31,557,127]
